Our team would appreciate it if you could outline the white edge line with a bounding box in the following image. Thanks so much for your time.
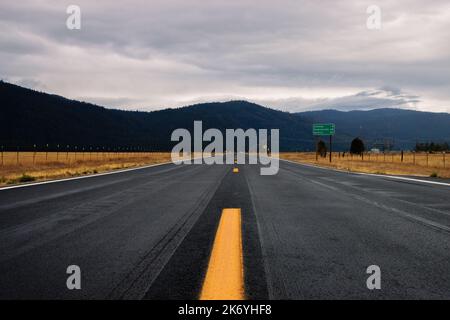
[279,158,450,187]
[0,157,204,191]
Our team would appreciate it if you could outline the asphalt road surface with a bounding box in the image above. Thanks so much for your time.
[0,159,449,299]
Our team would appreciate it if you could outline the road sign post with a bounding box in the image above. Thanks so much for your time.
[315,137,318,161]
[313,123,335,163]
[329,135,332,163]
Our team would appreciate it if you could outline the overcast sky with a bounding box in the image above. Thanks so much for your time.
[1,0,449,112]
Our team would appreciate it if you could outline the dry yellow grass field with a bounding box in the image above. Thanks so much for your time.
[2,151,448,186]
[280,152,450,178]
[0,152,175,186]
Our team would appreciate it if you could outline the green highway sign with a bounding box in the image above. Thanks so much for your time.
[313,123,335,136]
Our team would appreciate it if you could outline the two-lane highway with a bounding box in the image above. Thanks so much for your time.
[0,159,449,299]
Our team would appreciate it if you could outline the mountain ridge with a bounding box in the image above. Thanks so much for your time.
[1,81,449,151]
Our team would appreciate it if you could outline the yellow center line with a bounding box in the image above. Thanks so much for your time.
[199,208,245,300]
[233,168,239,173]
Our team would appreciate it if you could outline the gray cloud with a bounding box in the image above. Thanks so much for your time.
[195,87,420,112]
[293,88,421,112]
[0,0,449,112]
[77,96,147,109]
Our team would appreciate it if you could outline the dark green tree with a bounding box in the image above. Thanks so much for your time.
[415,142,449,152]
[317,140,327,158]
[350,137,365,154]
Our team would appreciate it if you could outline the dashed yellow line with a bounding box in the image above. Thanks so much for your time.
[233,168,239,173]
[200,208,244,300]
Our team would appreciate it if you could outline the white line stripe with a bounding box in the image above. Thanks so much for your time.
[0,157,207,191]
[280,158,450,187]
[0,162,172,191]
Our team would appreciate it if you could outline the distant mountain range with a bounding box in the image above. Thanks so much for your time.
[299,109,450,150]
[1,81,449,151]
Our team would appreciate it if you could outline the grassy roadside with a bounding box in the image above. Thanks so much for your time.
[280,152,450,179]
[2,151,448,187]
[0,153,173,187]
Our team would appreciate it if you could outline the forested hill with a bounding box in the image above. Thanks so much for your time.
[1,81,449,151]
[0,81,311,151]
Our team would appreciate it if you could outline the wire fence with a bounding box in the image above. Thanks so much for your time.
[302,151,448,169]
[0,151,170,167]
[0,150,447,169]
